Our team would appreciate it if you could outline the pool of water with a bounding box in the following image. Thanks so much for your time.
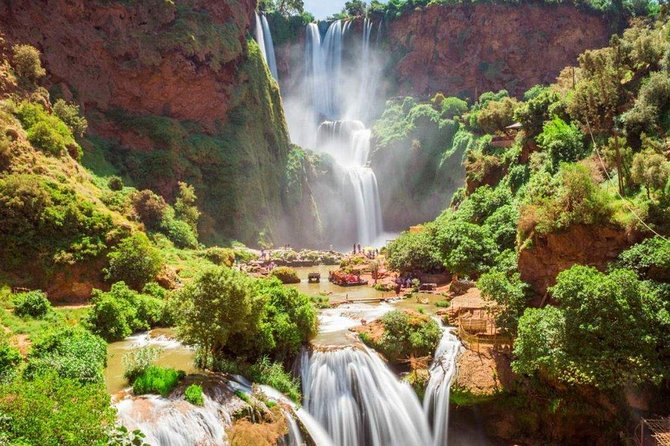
[105,328,197,394]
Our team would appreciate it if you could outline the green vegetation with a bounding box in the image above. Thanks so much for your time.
[13,290,51,318]
[360,310,441,363]
[105,234,164,291]
[386,229,443,274]
[123,346,162,382]
[184,383,204,406]
[175,268,317,366]
[270,266,301,284]
[132,365,184,397]
[85,281,168,341]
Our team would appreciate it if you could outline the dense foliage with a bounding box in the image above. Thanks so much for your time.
[132,365,184,397]
[175,267,317,366]
[105,233,164,291]
[361,310,441,363]
[13,290,51,318]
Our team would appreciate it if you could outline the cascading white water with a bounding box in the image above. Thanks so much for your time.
[424,325,461,446]
[254,12,278,80]
[301,346,433,446]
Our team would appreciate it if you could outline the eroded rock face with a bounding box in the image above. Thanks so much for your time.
[518,224,641,296]
[386,4,612,98]
[0,0,253,128]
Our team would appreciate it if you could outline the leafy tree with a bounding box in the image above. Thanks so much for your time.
[536,117,586,171]
[160,212,198,249]
[515,86,564,137]
[11,44,46,85]
[483,204,519,251]
[476,96,519,134]
[53,99,88,137]
[344,0,367,16]
[478,270,528,335]
[631,148,670,198]
[275,0,304,15]
[435,221,498,278]
[15,101,79,157]
[131,190,168,231]
[13,290,51,318]
[385,229,443,274]
[175,267,267,366]
[105,233,163,290]
[0,373,116,446]
[174,182,200,234]
[617,236,670,280]
[513,266,666,388]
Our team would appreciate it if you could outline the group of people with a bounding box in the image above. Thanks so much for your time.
[352,243,380,259]
[394,275,416,295]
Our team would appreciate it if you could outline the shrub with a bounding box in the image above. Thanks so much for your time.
[435,221,498,278]
[476,96,519,134]
[131,190,168,230]
[270,266,300,284]
[15,102,79,157]
[107,176,124,191]
[86,282,166,341]
[12,44,46,84]
[362,310,442,363]
[24,327,107,384]
[160,214,198,249]
[13,290,51,318]
[617,236,670,280]
[0,373,116,446]
[105,233,164,290]
[0,338,21,383]
[174,182,200,234]
[184,383,204,406]
[123,346,161,382]
[247,357,301,403]
[132,365,183,397]
[385,229,443,274]
[52,99,88,137]
[478,270,528,335]
[536,117,586,171]
[202,247,235,266]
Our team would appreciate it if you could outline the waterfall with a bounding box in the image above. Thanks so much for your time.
[254,13,278,80]
[424,325,461,446]
[115,393,230,446]
[301,347,433,446]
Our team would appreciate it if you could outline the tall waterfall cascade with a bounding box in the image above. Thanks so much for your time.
[254,12,278,79]
[287,19,384,247]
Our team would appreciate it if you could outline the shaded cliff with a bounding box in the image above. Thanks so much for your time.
[0,0,298,245]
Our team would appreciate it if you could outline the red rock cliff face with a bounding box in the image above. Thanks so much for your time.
[0,0,254,129]
[386,4,612,98]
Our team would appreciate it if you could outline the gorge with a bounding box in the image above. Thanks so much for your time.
[1,0,669,445]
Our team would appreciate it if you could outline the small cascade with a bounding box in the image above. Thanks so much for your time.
[254,12,278,80]
[301,346,433,446]
[115,392,230,446]
[424,324,461,446]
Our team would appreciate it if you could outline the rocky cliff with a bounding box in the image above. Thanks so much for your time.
[385,3,613,98]
[0,0,297,245]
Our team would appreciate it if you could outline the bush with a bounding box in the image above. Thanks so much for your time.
[52,99,88,137]
[270,266,300,284]
[160,214,198,248]
[12,44,46,84]
[202,247,235,266]
[536,117,586,171]
[13,290,51,318]
[617,236,670,280]
[123,346,161,382]
[86,282,166,341]
[107,176,124,191]
[15,102,79,157]
[385,229,443,274]
[184,383,204,406]
[0,373,116,446]
[362,310,442,363]
[131,190,168,231]
[435,221,498,278]
[247,357,301,403]
[0,337,21,383]
[132,365,183,397]
[24,327,107,384]
[105,233,163,290]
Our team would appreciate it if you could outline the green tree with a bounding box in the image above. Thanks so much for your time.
[385,229,443,274]
[13,290,51,318]
[435,221,498,278]
[478,270,528,335]
[631,148,670,198]
[105,233,163,290]
[175,267,267,367]
[11,44,46,85]
[535,117,586,171]
[174,182,200,235]
[513,266,665,388]
[53,99,88,137]
[476,96,519,134]
[344,0,366,16]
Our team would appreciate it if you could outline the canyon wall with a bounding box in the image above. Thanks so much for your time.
[0,0,301,245]
[385,3,613,99]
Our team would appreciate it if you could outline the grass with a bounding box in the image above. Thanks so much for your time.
[132,365,184,397]
[450,385,498,406]
[0,306,89,343]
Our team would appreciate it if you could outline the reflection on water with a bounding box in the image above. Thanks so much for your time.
[105,329,197,394]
